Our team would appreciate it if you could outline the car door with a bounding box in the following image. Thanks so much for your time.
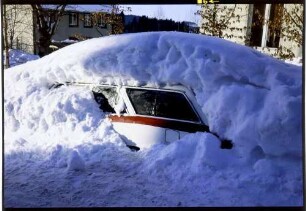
[108,86,209,149]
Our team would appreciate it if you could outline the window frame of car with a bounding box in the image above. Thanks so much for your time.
[69,12,79,27]
[118,86,204,124]
[54,83,207,125]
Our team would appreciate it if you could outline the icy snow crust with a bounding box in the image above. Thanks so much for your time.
[4,32,303,206]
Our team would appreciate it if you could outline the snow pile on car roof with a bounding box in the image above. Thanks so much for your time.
[4,32,302,206]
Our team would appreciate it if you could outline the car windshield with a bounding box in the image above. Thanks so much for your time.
[126,88,200,122]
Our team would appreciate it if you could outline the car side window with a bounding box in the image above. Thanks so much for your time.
[126,88,200,122]
[92,86,119,113]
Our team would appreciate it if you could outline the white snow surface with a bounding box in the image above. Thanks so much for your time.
[285,57,303,66]
[5,49,40,67]
[43,4,112,13]
[4,32,303,207]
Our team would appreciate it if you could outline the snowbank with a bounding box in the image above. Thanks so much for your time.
[5,49,39,67]
[4,32,303,207]
[285,57,303,66]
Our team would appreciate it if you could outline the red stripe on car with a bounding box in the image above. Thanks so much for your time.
[108,115,210,133]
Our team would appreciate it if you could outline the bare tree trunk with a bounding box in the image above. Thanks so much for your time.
[38,35,52,57]
[3,5,10,68]
[32,4,66,57]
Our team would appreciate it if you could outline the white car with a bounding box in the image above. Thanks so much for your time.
[52,82,233,150]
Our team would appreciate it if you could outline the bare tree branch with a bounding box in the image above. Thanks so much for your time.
[3,5,10,68]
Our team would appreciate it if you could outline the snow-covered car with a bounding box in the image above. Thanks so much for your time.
[4,32,302,207]
[52,82,233,150]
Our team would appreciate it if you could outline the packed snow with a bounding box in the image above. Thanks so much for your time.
[4,32,303,207]
[4,49,39,67]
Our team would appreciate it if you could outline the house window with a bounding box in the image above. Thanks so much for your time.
[266,4,282,48]
[84,13,92,28]
[126,88,200,123]
[69,13,79,27]
[250,4,265,47]
[98,16,107,28]
[250,4,282,48]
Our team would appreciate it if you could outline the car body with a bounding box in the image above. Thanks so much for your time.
[53,82,232,150]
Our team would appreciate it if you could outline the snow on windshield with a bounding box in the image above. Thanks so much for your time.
[4,32,302,207]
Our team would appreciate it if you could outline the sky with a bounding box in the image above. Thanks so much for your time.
[124,5,201,24]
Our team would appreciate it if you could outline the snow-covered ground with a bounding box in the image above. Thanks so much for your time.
[285,57,303,66]
[4,49,40,67]
[4,32,303,207]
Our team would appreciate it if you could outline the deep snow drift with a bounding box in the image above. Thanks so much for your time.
[4,32,303,207]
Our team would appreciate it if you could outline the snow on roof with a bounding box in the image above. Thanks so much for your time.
[4,32,302,206]
[183,21,199,28]
[43,4,112,13]
[65,5,112,13]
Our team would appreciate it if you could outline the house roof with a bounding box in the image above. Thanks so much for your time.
[66,5,112,13]
[183,21,199,28]
[42,5,112,13]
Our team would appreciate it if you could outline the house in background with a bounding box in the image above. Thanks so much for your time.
[5,4,302,59]
[3,5,113,55]
[6,5,199,57]
[200,4,303,58]
[183,21,200,33]
[3,5,36,54]
[48,5,112,49]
